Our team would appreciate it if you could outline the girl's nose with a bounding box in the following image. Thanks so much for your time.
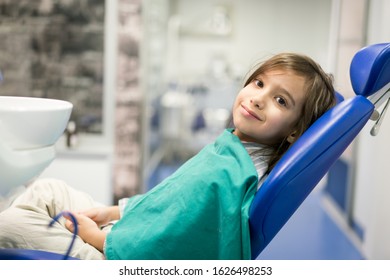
[251,95,265,109]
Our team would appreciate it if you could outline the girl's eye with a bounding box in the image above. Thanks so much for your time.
[254,79,264,88]
[276,96,287,107]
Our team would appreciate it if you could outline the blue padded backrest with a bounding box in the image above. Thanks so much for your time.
[350,42,390,97]
[249,95,374,259]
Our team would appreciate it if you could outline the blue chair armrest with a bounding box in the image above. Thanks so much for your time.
[0,249,78,260]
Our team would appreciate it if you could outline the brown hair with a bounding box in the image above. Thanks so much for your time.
[239,53,336,172]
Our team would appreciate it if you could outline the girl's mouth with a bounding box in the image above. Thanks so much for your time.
[241,104,261,121]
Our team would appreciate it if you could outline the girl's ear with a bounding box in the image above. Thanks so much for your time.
[287,131,297,144]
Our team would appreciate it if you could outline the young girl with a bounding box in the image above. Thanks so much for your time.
[0,53,336,260]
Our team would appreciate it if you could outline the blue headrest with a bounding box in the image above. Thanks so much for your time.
[350,42,390,97]
[249,95,374,259]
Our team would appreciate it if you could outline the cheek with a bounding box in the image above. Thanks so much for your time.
[266,110,285,125]
[232,94,244,116]
[233,91,245,105]
[267,113,296,136]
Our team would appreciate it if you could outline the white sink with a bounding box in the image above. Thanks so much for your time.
[0,96,73,150]
[0,96,73,195]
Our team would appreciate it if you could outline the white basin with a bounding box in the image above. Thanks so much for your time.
[0,96,73,195]
[0,96,73,150]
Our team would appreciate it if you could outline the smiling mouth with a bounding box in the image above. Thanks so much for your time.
[241,105,262,121]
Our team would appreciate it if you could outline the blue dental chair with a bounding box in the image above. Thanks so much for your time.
[249,42,390,259]
[0,42,389,260]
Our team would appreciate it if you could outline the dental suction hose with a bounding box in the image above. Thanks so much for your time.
[48,211,79,260]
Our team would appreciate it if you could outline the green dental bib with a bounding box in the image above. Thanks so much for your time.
[105,129,258,260]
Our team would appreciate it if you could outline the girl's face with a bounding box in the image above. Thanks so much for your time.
[232,69,306,145]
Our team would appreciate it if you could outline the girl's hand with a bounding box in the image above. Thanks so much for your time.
[64,212,106,252]
[79,206,120,227]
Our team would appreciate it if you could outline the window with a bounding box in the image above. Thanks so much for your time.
[0,0,105,134]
